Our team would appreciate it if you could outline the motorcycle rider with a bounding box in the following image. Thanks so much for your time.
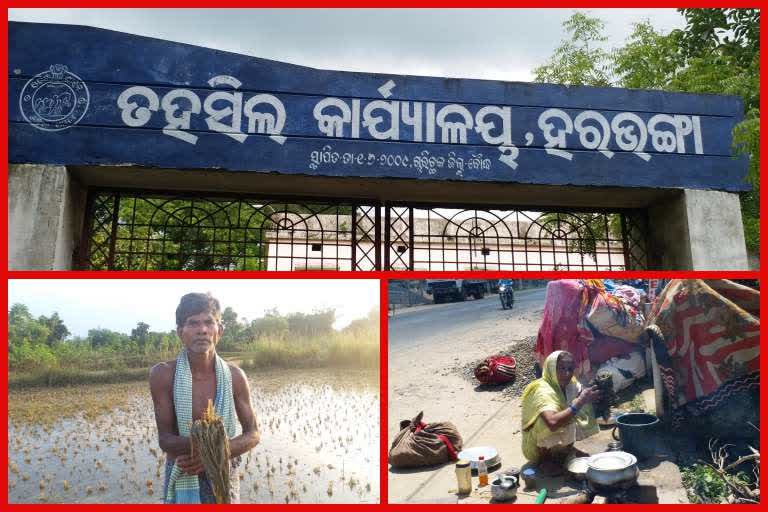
[499,279,515,310]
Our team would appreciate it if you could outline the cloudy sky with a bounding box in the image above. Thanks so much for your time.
[8,8,686,81]
[9,279,379,337]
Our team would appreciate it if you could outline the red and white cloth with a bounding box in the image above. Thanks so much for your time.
[474,355,517,385]
[648,279,760,409]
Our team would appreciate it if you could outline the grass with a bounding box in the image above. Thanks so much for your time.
[8,381,145,426]
[9,367,149,389]
[237,337,379,371]
[10,335,379,389]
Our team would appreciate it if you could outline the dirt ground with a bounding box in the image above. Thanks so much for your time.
[387,289,690,504]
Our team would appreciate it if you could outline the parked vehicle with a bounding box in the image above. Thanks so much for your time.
[499,280,515,310]
[426,279,487,304]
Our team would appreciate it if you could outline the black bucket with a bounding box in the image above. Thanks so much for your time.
[612,412,660,460]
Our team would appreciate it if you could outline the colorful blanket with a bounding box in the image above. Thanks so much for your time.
[647,280,760,426]
[535,279,605,377]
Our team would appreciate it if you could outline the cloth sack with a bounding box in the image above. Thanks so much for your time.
[388,411,463,468]
[474,355,516,385]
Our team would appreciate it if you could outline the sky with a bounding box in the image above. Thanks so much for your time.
[8,8,686,82]
[8,279,379,337]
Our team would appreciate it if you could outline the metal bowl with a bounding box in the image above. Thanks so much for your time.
[566,456,590,480]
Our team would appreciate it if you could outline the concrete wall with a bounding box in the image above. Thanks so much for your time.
[8,164,85,270]
[685,190,749,270]
[648,189,749,270]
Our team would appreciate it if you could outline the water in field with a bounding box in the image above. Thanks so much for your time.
[8,368,379,503]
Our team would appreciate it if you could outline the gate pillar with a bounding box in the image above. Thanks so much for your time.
[9,164,85,270]
[648,189,748,270]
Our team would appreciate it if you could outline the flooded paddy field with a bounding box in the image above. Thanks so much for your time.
[8,368,380,503]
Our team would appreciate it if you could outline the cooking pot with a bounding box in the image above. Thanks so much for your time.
[585,451,639,487]
[490,475,519,502]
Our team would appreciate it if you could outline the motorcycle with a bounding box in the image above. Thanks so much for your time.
[499,282,515,310]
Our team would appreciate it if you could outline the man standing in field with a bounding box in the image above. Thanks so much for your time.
[150,292,260,503]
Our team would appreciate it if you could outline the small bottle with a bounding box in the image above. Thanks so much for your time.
[477,456,488,487]
[455,460,472,495]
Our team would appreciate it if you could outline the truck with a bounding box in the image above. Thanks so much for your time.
[426,279,488,304]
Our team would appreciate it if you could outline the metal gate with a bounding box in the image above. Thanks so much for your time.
[79,189,648,271]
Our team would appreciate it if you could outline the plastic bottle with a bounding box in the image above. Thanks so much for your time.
[477,456,488,487]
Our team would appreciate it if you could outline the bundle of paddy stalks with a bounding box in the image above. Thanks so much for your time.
[190,399,231,504]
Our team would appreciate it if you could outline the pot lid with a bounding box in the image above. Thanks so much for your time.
[586,451,637,471]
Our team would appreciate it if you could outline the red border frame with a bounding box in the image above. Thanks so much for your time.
[4,4,765,510]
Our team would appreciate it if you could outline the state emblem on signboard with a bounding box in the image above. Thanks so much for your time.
[19,64,90,132]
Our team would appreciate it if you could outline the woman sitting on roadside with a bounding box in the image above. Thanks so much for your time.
[521,350,601,474]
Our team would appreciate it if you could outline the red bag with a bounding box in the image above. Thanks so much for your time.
[474,355,516,385]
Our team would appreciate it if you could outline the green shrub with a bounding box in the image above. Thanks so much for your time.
[9,367,148,389]
[681,464,727,503]
[9,341,57,372]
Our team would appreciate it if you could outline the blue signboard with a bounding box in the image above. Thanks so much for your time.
[9,21,749,191]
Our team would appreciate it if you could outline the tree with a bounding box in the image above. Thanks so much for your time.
[88,328,129,349]
[38,312,70,346]
[616,9,760,255]
[249,309,289,340]
[9,303,32,325]
[131,321,151,351]
[219,307,242,350]
[342,307,379,337]
[612,20,684,90]
[8,303,49,348]
[534,12,613,87]
[535,10,760,258]
[287,309,335,338]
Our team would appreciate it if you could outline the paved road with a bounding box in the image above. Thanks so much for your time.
[388,287,547,350]
[387,286,548,503]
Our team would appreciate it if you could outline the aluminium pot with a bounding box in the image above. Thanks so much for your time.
[585,451,639,487]
[490,475,519,502]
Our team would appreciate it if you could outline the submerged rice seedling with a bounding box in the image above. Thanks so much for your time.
[190,399,231,504]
